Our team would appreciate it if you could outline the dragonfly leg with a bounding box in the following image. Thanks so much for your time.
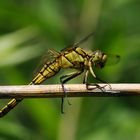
[60,69,84,113]
[94,76,111,90]
[87,66,111,91]
[61,98,64,114]
[86,83,107,92]
[60,70,84,93]
[83,70,89,84]
[83,70,105,91]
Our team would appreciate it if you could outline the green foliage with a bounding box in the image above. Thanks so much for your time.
[0,0,140,140]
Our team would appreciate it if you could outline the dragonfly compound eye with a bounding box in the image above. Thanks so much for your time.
[102,54,107,63]
[97,54,107,68]
[93,52,107,68]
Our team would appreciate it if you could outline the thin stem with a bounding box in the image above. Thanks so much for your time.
[0,84,139,98]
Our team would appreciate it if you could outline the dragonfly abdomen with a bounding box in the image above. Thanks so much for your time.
[31,60,60,85]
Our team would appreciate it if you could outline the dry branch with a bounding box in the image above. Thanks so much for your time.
[0,84,140,99]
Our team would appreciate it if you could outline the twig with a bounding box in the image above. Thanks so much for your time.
[0,84,140,99]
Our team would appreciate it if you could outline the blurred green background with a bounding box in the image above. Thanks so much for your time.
[0,0,140,140]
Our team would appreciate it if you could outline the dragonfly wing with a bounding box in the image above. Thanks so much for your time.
[106,54,120,66]
[33,49,59,77]
[48,49,60,57]
[61,32,94,52]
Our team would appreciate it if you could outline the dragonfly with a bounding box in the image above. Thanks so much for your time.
[0,33,120,117]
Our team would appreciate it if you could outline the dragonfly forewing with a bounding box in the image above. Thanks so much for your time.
[105,54,120,66]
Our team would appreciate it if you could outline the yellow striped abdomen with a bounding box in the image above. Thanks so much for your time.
[31,60,60,85]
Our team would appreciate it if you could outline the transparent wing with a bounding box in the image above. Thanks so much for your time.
[106,54,120,66]
[33,49,60,76]
[61,32,94,52]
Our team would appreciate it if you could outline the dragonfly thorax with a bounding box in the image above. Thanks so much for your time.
[91,50,107,68]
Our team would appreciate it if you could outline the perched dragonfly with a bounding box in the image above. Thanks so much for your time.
[0,33,120,117]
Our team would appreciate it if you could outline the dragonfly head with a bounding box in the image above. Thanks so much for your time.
[91,50,107,68]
